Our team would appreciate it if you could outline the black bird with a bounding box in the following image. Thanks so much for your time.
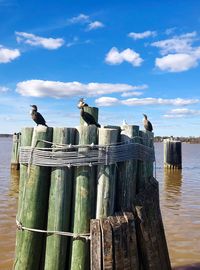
[77,98,100,128]
[30,105,47,126]
[143,114,153,132]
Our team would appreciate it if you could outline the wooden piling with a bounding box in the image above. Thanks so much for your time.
[69,125,98,270]
[13,125,53,270]
[164,139,182,169]
[13,128,33,269]
[11,132,21,171]
[44,128,76,270]
[137,130,154,192]
[96,128,119,218]
[117,125,139,210]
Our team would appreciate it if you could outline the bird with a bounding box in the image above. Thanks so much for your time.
[77,97,88,108]
[143,114,153,132]
[122,120,128,125]
[77,98,100,128]
[30,105,47,126]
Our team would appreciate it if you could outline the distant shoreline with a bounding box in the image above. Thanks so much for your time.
[0,134,12,138]
[0,134,200,143]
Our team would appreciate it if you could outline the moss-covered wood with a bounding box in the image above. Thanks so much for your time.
[13,125,53,270]
[13,127,33,269]
[117,125,139,210]
[44,127,76,270]
[11,132,21,170]
[69,125,98,270]
[96,128,119,218]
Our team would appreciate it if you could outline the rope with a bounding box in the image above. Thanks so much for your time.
[19,140,155,168]
[16,219,90,241]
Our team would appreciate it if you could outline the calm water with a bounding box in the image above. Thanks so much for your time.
[0,138,200,269]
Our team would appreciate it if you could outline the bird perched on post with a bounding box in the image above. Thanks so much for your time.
[30,105,47,126]
[77,98,100,128]
[143,114,153,132]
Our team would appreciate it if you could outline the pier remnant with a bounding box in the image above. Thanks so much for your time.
[164,139,182,169]
[11,132,21,171]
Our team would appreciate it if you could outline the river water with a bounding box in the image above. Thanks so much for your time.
[0,137,200,269]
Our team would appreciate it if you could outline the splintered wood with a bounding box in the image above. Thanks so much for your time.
[90,178,171,270]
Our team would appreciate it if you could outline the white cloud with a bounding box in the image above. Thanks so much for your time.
[0,45,20,63]
[95,97,199,107]
[0,86,10,92]
[121,84,148,97]
[16,79,145,98]
[105,47,143,67]
[155,53,198,72]
[164,108,200,118]
[151,31,200,72]
[87,21,104,31]
[16,32,64,50]
[165,27,177,35]
[121,91,143,97]
[66,36,91,47]
[95,97,120,107]
[151,31,197,55]
[128,30,157,40]
[68,14,89,24]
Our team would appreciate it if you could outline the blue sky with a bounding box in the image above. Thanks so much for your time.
[0,0,200,136]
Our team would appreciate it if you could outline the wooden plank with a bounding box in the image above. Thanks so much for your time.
[134,177,171,270]
[116,213,131,270]
[108,215,124,270]
[123,212,139,270]
[101,218,113,270]
[90,219,102,270]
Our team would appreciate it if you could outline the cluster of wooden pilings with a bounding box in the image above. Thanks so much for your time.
[11,132,21,171]
[164,139,182,169]
[13,106,171,270]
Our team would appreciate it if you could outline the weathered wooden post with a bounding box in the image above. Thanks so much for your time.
[137,130,154,192]
[69,125,98,270]
[96,128,119,218]
[13,125,53,270]
[13,127,33,269]
[117,125,139,210]
[44,127,76,270]
[11,132,21,171]
[164,139,182,169]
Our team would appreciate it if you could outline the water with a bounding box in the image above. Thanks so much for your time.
[0,138,200,269]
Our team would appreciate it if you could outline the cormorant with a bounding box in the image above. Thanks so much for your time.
[77,98,100,128]
[143,114,153,132]
[30,105,47,126]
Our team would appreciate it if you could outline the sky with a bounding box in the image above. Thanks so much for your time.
[0,0,200,136]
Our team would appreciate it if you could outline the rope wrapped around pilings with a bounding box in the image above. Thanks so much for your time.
[19,139,155,167]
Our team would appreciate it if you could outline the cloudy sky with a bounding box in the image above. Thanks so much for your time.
[0,0,200,135]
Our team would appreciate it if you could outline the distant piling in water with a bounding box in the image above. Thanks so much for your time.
[164,139,182,169]
[11,132,21,171]
[13,107,171,270]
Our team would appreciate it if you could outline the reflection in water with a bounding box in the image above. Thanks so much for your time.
[173,262,200,270]
[155,142,200,268]
[9,170,20,198]
[163,169,182,212]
